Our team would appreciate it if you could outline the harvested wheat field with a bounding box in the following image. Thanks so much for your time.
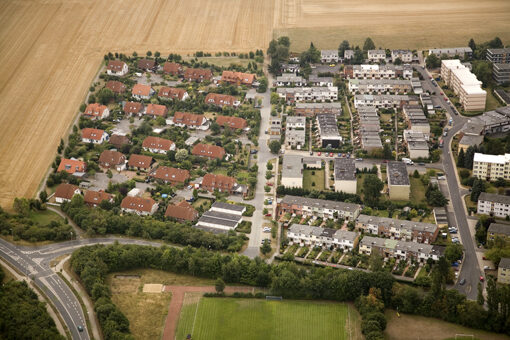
[1,0,510,208]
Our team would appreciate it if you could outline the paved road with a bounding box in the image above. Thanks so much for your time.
[415,65,480,299]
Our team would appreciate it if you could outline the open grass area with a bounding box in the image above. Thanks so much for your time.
[303,169,325,191]
[486,88,503,112]
[182,56,259,68]
[28,209,64,225]
[192,198,213,211]
[410,177,427,205]
[176,298,361,340]
[385,310,510,340]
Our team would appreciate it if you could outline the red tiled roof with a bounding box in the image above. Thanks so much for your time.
[163,62,182,75]
[123,101,143,114]
[99,150,126,167]
[221,71,256,86]
[138,59,156,70]
[128,154,153,169]
[172,112,205,127]
[132,84,152,97]
[145,104,168,117]
[57,159,87,174]
[150,166,189,183]
[81,128,105,141]
[84,103,108,118]
[205,93,237,107]
[142,136,174,152]
[84,190,112,206]
[106,80,126,93]
[202,173,236,191]
[191,143,225,159]
[184,68,212,81]
[107,60,126,72]
[121,196,156,213]
[165,201,198,221]
[158,87,187,100]
[55,183,80,200]
[215,115,247,130]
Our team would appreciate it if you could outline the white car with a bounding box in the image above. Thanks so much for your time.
[263,227,271,233]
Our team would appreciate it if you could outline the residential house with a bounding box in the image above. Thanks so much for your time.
[287,224,359,250]
[123,101,143,116]
[316,114,342,148]
[354,94,418,109]
[192,143,225,160]
[294,103,342,117]
[477,192,510,218]
[142,136,175,154]
[344,64,412,79]
[195,208,243,233]
[84,103,109,120]
[202,173,237,193]
[269,117,282,135]
[486,48,510,64]
[308,75,334,87]
[321,50,339,63]
[132,84,154,100]
[286,116,306,130]
[215,115,247,130]
[286,129,306,149]
[281,63,300,74]
[348,79,412,94]
[429,47,472,58]
[121,196,158,216]
[403,130,429,159]
[487,223,510,243]
[275,74,306,87]
[344,50,354,60]
[149,166,190,185]
[183,68,212,82]
[84,190,113,207]
[391,50,413,63]
[276,87,338,103]
[137,58,156,71]
[473,153,510,181]
[368,50,386,62]
[99,150,126,171]
[387,161,410,200]
[145,104,168,117]
[359,236,445,262]
[163,62,183,75]
[493,63,510,85]
[278,195,361,221]
[165,201,198,222]
[55,184,81,204]
[498,258,510,284]
[57,158,86,174]
[106,60,128,76]
[210,202,246,215]
[105,80,126,94]
[81,128,108,144]
[171,112,208,130]
[158,87,189,101]
[334,158,356,194]
[205,93,239,107]
[128,154,153,171]
[221,71,256,86]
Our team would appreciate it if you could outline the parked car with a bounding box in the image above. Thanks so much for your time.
[250,149,258,154]
[338,152,342,157]
[355,158,363,161]
[263,227,271,233]
[329,152,334,157]
[480,276,485,282]
[309,151,313,155]
[459,278,466,285]
[318,152,322,156]
[265,213,272,217]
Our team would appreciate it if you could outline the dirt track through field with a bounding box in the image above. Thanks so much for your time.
[162,285,255,340]
[1,0,509,209]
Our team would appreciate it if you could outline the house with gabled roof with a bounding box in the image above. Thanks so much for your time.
[184,68,212,82]
[81,128,108,144]
[99,150,126,171]
[128,154,153,171]
[145,104,168,117]
[106,60,128,76]
[142,136,175,154]
[221,71,256,86]
[158,87,189,101]
[106,80,126,94]
[132,84,154,100]
[215,115,247,130]
[57,158,87,174]
[83,103,109,120]
[150,166,190,185]
[202,173,237,193]
[137,58,156,71]
[165,201,198,222]
[163,62,183,76]
[123,101,143,116]
[121,196,158,216]
[171,112,208,130]
[55,183,81,203]
[191,143,225,160]
[205,93,239,107]
[84,190,113,207]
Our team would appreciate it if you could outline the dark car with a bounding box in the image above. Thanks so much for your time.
[459,278,466,285]
[77,325,84,332]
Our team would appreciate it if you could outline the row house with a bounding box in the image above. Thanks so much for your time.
[275,73,306,87]
[221,71,256,86]
[201,173,237,193]
[359,236,445,263]
[487,223,510,244]
[84,103,109,120]
[149,166,190,186]
[391,50,413,63]
[477,192,510,218]
[344,64,412,79]
[106,60,128,77]
[121,196,158,216]
[368,50,386,62]
[287,224,359,251]
[99,150,126,171]
[281,63,300,74]
[142,136,175,154]
[171,112,208,130]
[81,128,108,144]
[276,87,338,104]
[348,79,412,94]
[355,214,439,243]
[353,94,418,109]
[278,195,361,221]
[308,76,334,87]
[321,50,339,63]
[429,47,472,59]
[294,103,342,117]
[158,87,189,101]
[205,93,240,107]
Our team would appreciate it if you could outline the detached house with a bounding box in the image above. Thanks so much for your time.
[55,183,81,204]
[106,80,126,94]
[202,173,237,193]
[142,136,175,154]
[106,60,128,76]
[221,71,256,86]
[205,93,239,107]
[163,62,183,76]
[215,115,247,130]
[81,128,108,144]
[145,104,168,117]
[128,154,153,171]
[84,103,109,120]
[84,190,113,207]
[57,158,87,175]
[165,201,198,222]
[99,150,126,171]
[123,101,143,116]
[184,68,212,82]
[171,112,208,130]
[192,143,225,160]
[132,84,154,100]
[137,58,156,71]
[158,87,189,101]
[121,196,158,216]
[149,166,190,185]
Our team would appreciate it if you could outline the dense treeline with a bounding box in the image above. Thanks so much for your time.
[276,186,363,204]
[0,267,65,340]
[61,199,246,251]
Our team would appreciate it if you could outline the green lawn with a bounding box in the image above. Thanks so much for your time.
[303,169,325,191]
[28,209,64,225]
[176,298,356,340]
[409,177,427,205]
[192,198,212,211]
[485,88,502,112]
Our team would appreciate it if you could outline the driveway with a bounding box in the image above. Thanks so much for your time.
[87,172,128,191]
[111,117,144,135]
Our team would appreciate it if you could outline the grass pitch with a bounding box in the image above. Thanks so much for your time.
[176,297,359,340]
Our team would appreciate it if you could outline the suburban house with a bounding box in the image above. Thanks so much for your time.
[192,143,225,160]
[81,128,108,144]
[99,150,126,171]
[387,161,410,200]
[84,103,109,120]
[120,196,158,216]
[498,258,510,284]
[149,166,190,185]
[105,80,126,94]
[128,154,153,171]
[269,117,282,135]
[55,183,81,204]
[356,214,439,244]
[205,93,239,107]
[158,87,189,101]
[165,201,198,222]
[487,223,510,243]
[142,136,175,154]
[281,63,300,74]
[123,101,143,116]
[294,103,342,116]
[368,50,386,62]
[106,60,128,76]
[57,158,87,174]
[221,71,256,86]
[145,104,168,117]
[320,50,339,63]
[477,192,510,218]
[359,236,445,263]
[281,155,303,188]
[278,195,361,221]
[132,84,154,100]
[316,114,342,148]
[183,68,212,82]
[334,158,356,194]
[109,134,130,149]
[288,224,359,251]
[201,173,238,193]
[171,112,208,130]
[391,50,413,63]
[163,62,183,75]
[429,47,472,58]
[215,115,247,130]
[441,59,486,111]
[84,190,113,207]
[137,58,156,71]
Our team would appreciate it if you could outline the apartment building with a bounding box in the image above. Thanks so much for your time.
[368,50,386,62]
[348,79,412,94]
[477,192,510,218]
[278,195,361,221]
[275,73,306,87]
[276,87,338,103]
[486,48,510,64]
[464,107,510,136]
[354,94,418,109]
[316,114,342,148]
[498,258,510,284]
[391,50,413,63]
[472,153,510,181]
[388,161,410,200]
[429,47,472,58]
[281,155,304,188]
[334,158,356,194]
[294,103,342,117]
[441,59,486,111]
[359,236,445,263]
[344,64,412,80]
[493,63,510,84]
[356,214,439,243]
[321,50,339,63]
[287,224,359,251]
[487,223,510,243]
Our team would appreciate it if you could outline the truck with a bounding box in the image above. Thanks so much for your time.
[402,158,414,165]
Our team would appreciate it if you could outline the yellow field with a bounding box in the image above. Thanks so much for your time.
[1,0,509,208]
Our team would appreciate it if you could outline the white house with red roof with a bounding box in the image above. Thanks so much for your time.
[132,84,154,100]
[84,103,110,120]
[81,128,109,144]
[106,60,128,77]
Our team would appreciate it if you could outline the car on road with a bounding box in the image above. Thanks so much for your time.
[318,152,321,156]
[77,325,84,332]
[459,278,466,285]
[266,182,273,186]
[418,162,425,166]
[329,64,336,67]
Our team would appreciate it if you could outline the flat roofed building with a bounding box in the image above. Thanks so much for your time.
[368,50,386,62]
[473,153,510,181]
[281,155,303,188]
[334,158,356,194]
[210,201,246,216]
[344,64,412,80]
[403,130,429,159]
[486,48,510,64]
[286,129,306,149]
[276,87,338,103]
[433,207,449,228]
[429,47,472,58]
[278,195,361,221]
[360,236,445,262]
[316,114,342,148]
[441,59,486,111]
[275,73,306,87]
[388,161,410,200]
[354,94,417,109]
[348,79,412,94]
[195,209,243,233]
[391,50,413,63]
[493,63,510,85]
[477,192,510,218]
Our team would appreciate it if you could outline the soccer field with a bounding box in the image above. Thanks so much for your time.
[175,297,357,340]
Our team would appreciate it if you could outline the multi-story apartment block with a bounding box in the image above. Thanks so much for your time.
[359,236,445,263]
[498,258,510,284]
[287,224,359,251]
[429,47,472,59]
[391,50,413,63]
[276,87,338,103]
[278,195,361,221]
[344,64,412,80]
[486,48,510,64]
[477,192,510,218]
[388,161,410,200]
[368,50,386,62]
[356,215,438,243]
[441,59,486,111]
[487,223,510,243]
[348,79,412,94]
[472,153,510,181]
[493,63,510,85]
